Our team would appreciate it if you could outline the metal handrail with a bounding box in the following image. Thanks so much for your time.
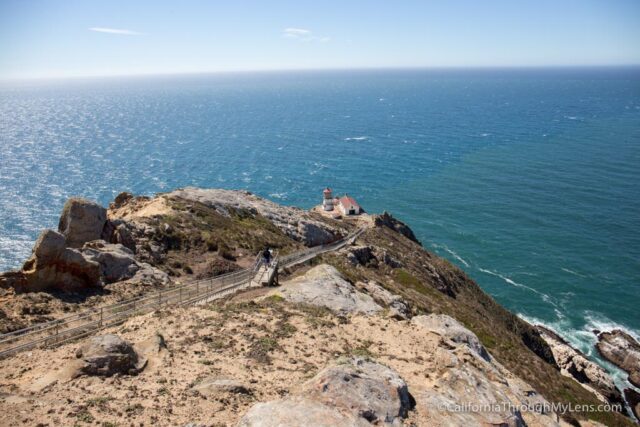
[0,226,366,359]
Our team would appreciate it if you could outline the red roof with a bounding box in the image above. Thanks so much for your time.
[338,195,360,210]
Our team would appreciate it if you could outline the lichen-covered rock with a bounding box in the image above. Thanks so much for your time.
[412,314,490,361]
[82,241,140,283]
[354,281,411,320]
[597,330,640,388]
[267,264,382,315]
[58,198,107,248]
[538,326,624,407]
[301,357,414,425]
[75,334,145,376]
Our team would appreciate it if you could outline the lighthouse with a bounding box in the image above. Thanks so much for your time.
[322,187,334,211]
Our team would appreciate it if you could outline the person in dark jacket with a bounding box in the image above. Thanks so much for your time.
[262,247,272,266]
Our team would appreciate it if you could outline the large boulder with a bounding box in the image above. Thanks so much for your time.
[58,198,107,248]
[537,326,624,407]
[412,314,490,361]
[267,264,382,315]
[239,358,412,427]
[597,330,640,388]
[1,229,102,292]
[301,357,414,425]
[75,334,145,376]
[297,221,338,247]
[82,241,139,283]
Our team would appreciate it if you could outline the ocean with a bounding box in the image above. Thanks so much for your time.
[1,68,639,378]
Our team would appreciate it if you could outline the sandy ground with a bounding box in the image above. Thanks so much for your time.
[0,293,449,427]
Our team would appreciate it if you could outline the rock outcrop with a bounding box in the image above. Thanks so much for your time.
[267,264,382,315]
[354,280,411,320]
[0,229,102,292]
[58,198,107,248]
[193,378,251,396]
[374,212,420,245]
[167,188,343,246]
[412,314,490,361]
[239,357,412,426]
[81,241,139,283]
[624,388,640,421]
[538,326,624,407]
[75,334,145,376]
[597,330,640,388]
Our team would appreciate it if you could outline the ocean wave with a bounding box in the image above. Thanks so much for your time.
[561,267,587,278]
[432,243,470,267]
[344,136,369,141]
[478,267,556,306]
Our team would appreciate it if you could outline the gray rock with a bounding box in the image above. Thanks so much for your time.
[82,241,140,283]
[193,378,251,395]
[412,314,490,361]
[354,281,411,320]
[624,388,640,421]
[537,326,624,407]
[238,396,363,427]
[301,357,413,425]
[76,334,145,376]
[58,198,107,248]
[597,330,640,388]
[268,264,382,315]
[343,246,377,266]
[297,221,337,246]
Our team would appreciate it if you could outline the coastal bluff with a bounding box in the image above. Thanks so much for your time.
[0,188,636,426]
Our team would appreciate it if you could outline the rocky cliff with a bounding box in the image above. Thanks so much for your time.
[0,188,636,426]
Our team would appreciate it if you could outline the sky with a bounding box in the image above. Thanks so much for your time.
[0,0,639,80]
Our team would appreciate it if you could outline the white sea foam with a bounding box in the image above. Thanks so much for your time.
[561,267,587,278]
[344,136,369,141]
[433,243,470,267]
[478,267,556,306]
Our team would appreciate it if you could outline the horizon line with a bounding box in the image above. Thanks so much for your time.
[2,64,640,83]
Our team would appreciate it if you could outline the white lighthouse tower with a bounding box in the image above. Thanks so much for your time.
[322,187,334,211]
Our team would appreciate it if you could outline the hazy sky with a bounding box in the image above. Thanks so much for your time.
[1,0,639,79]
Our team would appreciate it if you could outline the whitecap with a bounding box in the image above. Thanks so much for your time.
[478,267,556,306]
[561,267,587,278]
[344,136,369,141]
[433,243,470,267]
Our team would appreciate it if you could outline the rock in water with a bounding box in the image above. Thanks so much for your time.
[267,264,382,315]
[596,329,640,388]
[624,388,640,421]
[537,326,624,408]
[76,334,145,376]
[58,198,107,248]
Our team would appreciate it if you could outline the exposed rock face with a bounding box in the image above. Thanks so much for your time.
[538,326,624,407]
[0,229,102,292]
[354,281,411,320]
[58,198,107,248]
[302,357,414,425]
[75,334,145,376]
[82,241,139,283]
[374,212,420,245]
[239,358,412,427]
[267,264,382,315]
[597,330,640,388]
[412,314,490,361]
[167,188,344,246]
[343,245,377,267]
[624,388,640,421]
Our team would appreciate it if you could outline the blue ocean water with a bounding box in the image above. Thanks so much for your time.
[1,68,639,367]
